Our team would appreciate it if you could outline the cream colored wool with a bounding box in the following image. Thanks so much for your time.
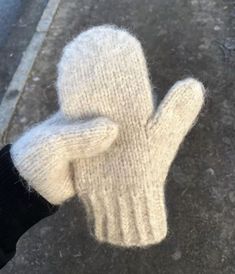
[12,25,205,247]
[11,113,118,204]
[57,26,205,246]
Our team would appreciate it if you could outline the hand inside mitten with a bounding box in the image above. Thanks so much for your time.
[11,113,118,205]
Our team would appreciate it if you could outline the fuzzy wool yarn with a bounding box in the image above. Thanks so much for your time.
[12,25,205,247]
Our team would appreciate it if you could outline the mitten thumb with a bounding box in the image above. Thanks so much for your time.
[58,117,119,160]
[11,114,118,205]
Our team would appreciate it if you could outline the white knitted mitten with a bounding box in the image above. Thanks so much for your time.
[11,113,118,205]
[57,25,205,247]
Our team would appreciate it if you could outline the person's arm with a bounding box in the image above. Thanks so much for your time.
[0,114,118,269]
[0,144,58,269]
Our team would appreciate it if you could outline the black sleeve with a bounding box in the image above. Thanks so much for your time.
[0,144,58,269]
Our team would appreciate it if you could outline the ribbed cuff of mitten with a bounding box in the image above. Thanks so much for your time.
[81,188,167,247]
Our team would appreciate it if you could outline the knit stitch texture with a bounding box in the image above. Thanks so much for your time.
[12,25,205,247]
[57,25,205,246]
[11,113,118,205]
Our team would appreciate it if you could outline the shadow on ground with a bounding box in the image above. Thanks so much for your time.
[2,0,235,273]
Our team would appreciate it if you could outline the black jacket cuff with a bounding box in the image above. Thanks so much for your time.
[0,144,58,269]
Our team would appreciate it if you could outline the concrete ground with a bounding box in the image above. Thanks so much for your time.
[1,0,235,273]
[0,0,48,102]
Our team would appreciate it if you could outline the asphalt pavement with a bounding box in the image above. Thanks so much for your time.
[0,0,48,101]
[0,0,22,47]
[1,0,235,273]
